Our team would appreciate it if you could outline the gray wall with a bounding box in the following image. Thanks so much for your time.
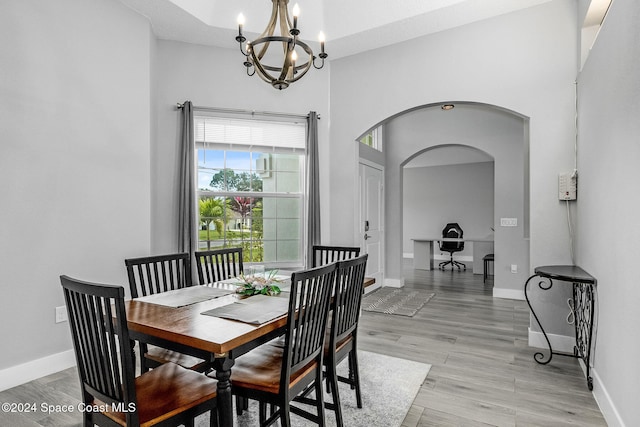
[151,40,331,254]
[0,0,152,372]
[328,1,578,297]
[403,161,494,257]
[576,0,640,424]
[386,106,532,298]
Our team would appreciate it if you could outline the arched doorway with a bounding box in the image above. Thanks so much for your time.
[403,145,495,277]
[361,102,530,297]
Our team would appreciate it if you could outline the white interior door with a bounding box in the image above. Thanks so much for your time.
[359,162,384,286]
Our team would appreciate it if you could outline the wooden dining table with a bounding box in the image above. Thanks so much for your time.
[124,276,376,427]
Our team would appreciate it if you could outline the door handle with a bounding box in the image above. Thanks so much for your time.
[364,234,370,240]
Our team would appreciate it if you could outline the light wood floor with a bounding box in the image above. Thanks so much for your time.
[0,263,606,426]
[358,262,606,426]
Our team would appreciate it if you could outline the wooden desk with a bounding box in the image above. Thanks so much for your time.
[412,237,494,273]
[125,276,376,426]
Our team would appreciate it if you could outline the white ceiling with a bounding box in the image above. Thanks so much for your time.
[118,0,555,59]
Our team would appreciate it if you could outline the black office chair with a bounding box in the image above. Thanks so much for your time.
[438,223,466,270]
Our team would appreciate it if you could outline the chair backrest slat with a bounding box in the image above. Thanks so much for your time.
[125,253,192,298]
[312,245,360,268]
[282,263,337,390]
[332,255,369,345]
[61,275,138,425]
[195,248,243,285]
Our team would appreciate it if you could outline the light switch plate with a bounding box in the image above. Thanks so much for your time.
[500,218,517,227]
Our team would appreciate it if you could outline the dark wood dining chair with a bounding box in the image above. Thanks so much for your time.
[230,263,338,427]
[312,245,361,268]
[324,254,368,425]
[60,275,218,427]
[125,253,208,373]
[296,254,368,426]
[195,247,244,285]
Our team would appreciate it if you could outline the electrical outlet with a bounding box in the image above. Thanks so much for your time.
[55,306,68,323]
[511,264,518,274]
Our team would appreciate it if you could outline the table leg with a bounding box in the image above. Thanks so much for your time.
[213,354,235,427]
[524,274,554,364]
[413,240,432,270]
[430,241,435,270]
[524,274,595,391]
[572,282,595,390]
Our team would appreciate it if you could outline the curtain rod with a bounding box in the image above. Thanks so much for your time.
[176,103,319,120]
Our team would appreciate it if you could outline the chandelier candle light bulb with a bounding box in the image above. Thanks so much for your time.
[292,3,299,32]
[319,31,325,54]
[237,13,245,30]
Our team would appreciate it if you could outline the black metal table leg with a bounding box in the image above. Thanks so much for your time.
[524,273,555,365]
[572,282,595,390]
[524,266,597,391]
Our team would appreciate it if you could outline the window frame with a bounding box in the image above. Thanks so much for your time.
[194,114,308,270]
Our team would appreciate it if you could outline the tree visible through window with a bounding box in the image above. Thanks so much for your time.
[195,116,306,268]
[359,125,383,151]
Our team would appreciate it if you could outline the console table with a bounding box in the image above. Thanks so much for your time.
[524,265,597,390]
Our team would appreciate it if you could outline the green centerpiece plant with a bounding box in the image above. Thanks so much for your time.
[235,269,282,296]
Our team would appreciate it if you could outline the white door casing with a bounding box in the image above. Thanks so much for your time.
[359,162,384,287]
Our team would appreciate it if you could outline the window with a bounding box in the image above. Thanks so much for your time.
[359,125,383,151]
[195,115,306,268]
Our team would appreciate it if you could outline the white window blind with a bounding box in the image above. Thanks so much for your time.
[195,116,306,152]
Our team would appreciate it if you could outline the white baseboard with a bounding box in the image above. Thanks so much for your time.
[527,328,575,353]
[0,350,76,392]
[364,282,382,294]
[403,253,473,262]
[590,366,626,427]
[526,332,624,426]
[384,277,404,288]
[493,287,525,300]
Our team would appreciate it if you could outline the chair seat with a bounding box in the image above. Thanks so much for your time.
[145,345,209,372]
[324,332,352,357]
[231,344,317,394]
[102,363,217,427]
[267,330,352,360]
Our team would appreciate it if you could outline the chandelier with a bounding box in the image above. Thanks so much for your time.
[236,0,327,90]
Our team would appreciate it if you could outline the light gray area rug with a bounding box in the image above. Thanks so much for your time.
[197,350,430,427]
[361,287,435,317]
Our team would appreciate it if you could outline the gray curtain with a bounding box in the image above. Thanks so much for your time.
[177,101,197,259]
[306,111,321,267]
